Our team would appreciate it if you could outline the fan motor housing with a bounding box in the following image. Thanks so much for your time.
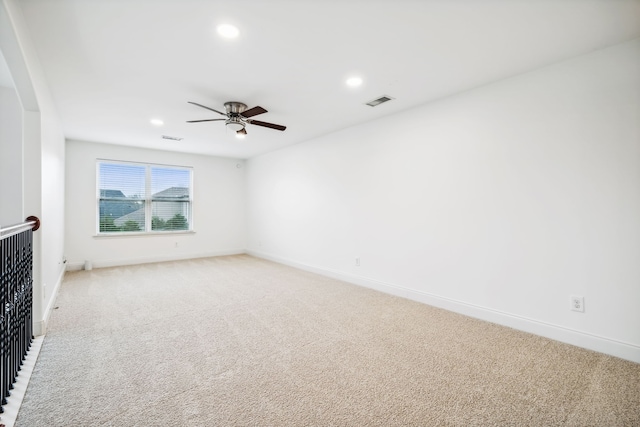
[224,102,247,115]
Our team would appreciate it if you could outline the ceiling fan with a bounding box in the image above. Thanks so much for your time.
[187,101,286,137]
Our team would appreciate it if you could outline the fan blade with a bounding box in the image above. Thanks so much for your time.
[248,120,286,131]
[188,101,226,116]
[241,106,267,118]
[186,119,226,123]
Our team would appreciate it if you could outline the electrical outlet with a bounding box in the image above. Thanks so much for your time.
[355,257,360,267]
[570,295,585,312]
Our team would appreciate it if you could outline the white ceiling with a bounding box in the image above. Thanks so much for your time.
[17,0,640,159]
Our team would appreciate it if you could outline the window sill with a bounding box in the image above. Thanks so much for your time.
[94,230,196,238]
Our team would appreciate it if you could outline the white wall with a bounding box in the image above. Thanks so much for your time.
[0,85,22,226]
[1,0,66,335]
[246,39,640,363]
[40,109,66,313]
[65,140,246,268]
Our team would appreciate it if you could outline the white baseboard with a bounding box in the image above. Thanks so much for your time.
[33,264,66,336]
[247,250,640,364]
[66,249,246,271]
[0,336,45,427]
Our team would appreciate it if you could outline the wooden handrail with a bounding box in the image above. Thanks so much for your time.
[0,216,40,241]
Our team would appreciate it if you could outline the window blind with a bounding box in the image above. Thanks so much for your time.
[97,161,192,233]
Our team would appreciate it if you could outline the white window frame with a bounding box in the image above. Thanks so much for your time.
[96,160,194,235]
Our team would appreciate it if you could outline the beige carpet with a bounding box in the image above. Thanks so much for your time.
[14,255,640,426]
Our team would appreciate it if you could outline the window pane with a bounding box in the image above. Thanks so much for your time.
[99,163,146,233]
[152,201,189,231]
[151,167,190,200]
[99,200,145,232]
[99,163,145,199]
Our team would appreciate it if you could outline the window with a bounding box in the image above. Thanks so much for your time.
[97,160,192,234]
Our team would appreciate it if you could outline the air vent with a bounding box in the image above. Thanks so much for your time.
[162,135,183,141]
[366,95,394,107]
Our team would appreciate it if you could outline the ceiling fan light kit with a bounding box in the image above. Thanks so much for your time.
[187,101,286,137]
[226,119,245,132]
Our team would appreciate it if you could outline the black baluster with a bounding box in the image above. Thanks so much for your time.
[0,234,7,411]
[0,221,37,413]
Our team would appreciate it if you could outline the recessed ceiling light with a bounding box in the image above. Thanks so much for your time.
[217,24,239,39]
[150,119,164,126]
[346,76,363,88]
